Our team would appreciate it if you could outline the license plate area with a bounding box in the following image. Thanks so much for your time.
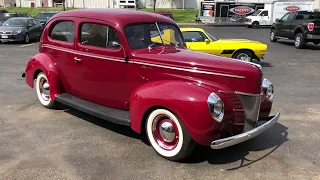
[1,35,8,38]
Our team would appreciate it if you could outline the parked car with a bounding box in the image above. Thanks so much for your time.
[152,11,174,20]
[270,10,320,49]
[0,17,43,43]
[0,9,8,13]
[22,9,280,161]
[34,11,59,26]
[180,27,267,62]
[0,12,32,26]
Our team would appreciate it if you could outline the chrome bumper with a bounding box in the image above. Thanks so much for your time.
[211,111,280,149]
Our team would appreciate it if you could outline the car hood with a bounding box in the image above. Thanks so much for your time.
[216,39,262,44]
[131,46,262,94]
[0,26,26,32]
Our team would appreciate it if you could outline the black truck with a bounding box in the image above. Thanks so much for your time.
[270,10,320,49]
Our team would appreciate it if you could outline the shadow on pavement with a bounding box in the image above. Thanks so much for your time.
[277,41,320,50]
[62,106,288,167]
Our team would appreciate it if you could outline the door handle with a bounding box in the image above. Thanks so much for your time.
[74,57,82,63]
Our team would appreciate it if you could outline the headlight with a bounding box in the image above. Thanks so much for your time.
[13,30,22,35]
[262,78,274,101]
[207,92,224,122]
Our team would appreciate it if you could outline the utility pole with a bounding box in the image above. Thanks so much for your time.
[63,0,65,11]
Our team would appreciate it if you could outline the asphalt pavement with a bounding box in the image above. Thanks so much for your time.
[0,27,320,180]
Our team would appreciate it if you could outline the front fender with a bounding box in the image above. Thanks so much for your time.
[129,80,234,146]
[25,53,63,100]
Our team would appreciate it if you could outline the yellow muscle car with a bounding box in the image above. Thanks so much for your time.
[180,27,268,62]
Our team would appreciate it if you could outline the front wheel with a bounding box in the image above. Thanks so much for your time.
[294,33,305,49]
[24,33,30,44]
[35,72,59,109]
[145,109,196,161]
[313,41,320,45]
[270,29,277,42]
[252,21,259,28]
[232,50,253,62]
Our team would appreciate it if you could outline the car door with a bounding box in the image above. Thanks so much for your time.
[32,19,43,38]
[277,12,292,37]
[259,10,269,25]
[73,18,130,110]
[26,19,37,39]
[182,31,221,55]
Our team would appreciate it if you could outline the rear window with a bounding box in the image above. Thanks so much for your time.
[0,13,15,21]
[49,21,75,43]
[36,13,56,20]
[296,12,320,20]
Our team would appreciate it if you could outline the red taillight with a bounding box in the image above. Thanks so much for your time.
[308,23,314,31]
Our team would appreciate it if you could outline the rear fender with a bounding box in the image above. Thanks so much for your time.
[129,80,234,146]
[25,53,63,100]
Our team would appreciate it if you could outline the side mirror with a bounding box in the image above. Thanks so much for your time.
[275,18,280,22]
[205,39,210,43]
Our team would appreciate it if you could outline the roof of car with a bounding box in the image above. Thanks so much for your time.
[9,17,34,20]
[50,8,176,28]
[180,27,205,32]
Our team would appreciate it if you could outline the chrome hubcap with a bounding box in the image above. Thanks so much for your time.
[295,36,300,47]
[152,115,179,150]
[39,78,50,101]
[237,53,251,62]
[270,32,274,39]
[159,121,175,142]
[26,35,29,43]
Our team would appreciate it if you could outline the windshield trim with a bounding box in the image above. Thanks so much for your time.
[252,10,262,16]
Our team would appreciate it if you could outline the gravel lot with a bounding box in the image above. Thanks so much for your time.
[0,27,319,180]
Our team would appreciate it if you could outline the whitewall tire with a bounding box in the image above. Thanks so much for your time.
[146,109,195,161]
[35,72,58,109]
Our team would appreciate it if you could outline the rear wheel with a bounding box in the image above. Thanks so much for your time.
[35,72,59,109]
[270,29,277,42]
[294,33,305,49]
[313,41,320,45]
[232,50,253,62]
[145,109,196,161]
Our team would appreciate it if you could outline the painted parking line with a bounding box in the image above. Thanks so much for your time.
[20,42,38,48]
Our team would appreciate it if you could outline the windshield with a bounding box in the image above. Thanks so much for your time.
[251,10,262,16]
[205,31,218,41]
[2,19,27,27]
[124,22,185,50]
[36,13,56,20]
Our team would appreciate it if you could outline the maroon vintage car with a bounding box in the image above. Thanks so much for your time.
[23,9,280,161]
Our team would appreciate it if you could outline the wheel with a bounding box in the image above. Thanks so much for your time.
[24,33,30,44]
[270,29,277,42]
[294,33,305,49]
[35,72,59,109]
[252,21,259,28]
[145,109,196,161]
[313,41,319,45]
[232,50,253,62]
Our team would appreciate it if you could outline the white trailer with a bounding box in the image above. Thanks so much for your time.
[244,0,315,28]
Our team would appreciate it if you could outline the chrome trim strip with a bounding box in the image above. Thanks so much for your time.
[42,45,128,63]
[235,91,261,97]
[42,45,246,79]
[211,111,280,149]
[135,61,246,79]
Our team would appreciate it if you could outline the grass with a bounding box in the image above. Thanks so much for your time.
[3,7,198,23]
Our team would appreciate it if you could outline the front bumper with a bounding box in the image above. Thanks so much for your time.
[0,34,25,42]
[244,21,252,25]
[211,111,280,149]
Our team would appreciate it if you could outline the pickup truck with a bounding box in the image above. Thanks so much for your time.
[269,10,320,49]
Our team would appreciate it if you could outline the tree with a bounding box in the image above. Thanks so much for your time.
[153,0,156,11]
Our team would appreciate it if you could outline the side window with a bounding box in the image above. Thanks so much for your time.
[50,21,75,43]
[80,22,121,49]
[281,13,291,21]
[33,19,40,26]
[260,11,268,16]
[182,31,207,42]
[28,20,34,27]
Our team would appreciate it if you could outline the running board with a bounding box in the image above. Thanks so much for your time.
[56,93,130,126]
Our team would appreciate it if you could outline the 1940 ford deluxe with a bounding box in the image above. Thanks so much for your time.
[23,9,280,161]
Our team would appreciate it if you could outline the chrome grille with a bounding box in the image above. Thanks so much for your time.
[0,31,12,35]
[236,92,262,132]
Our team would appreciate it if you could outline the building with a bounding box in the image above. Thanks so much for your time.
[11,0,320,10]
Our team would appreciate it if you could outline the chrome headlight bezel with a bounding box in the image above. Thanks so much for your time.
[207,92,224,122]
[262,78,274,101]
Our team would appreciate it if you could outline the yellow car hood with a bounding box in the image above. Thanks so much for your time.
[216,39,262,44]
